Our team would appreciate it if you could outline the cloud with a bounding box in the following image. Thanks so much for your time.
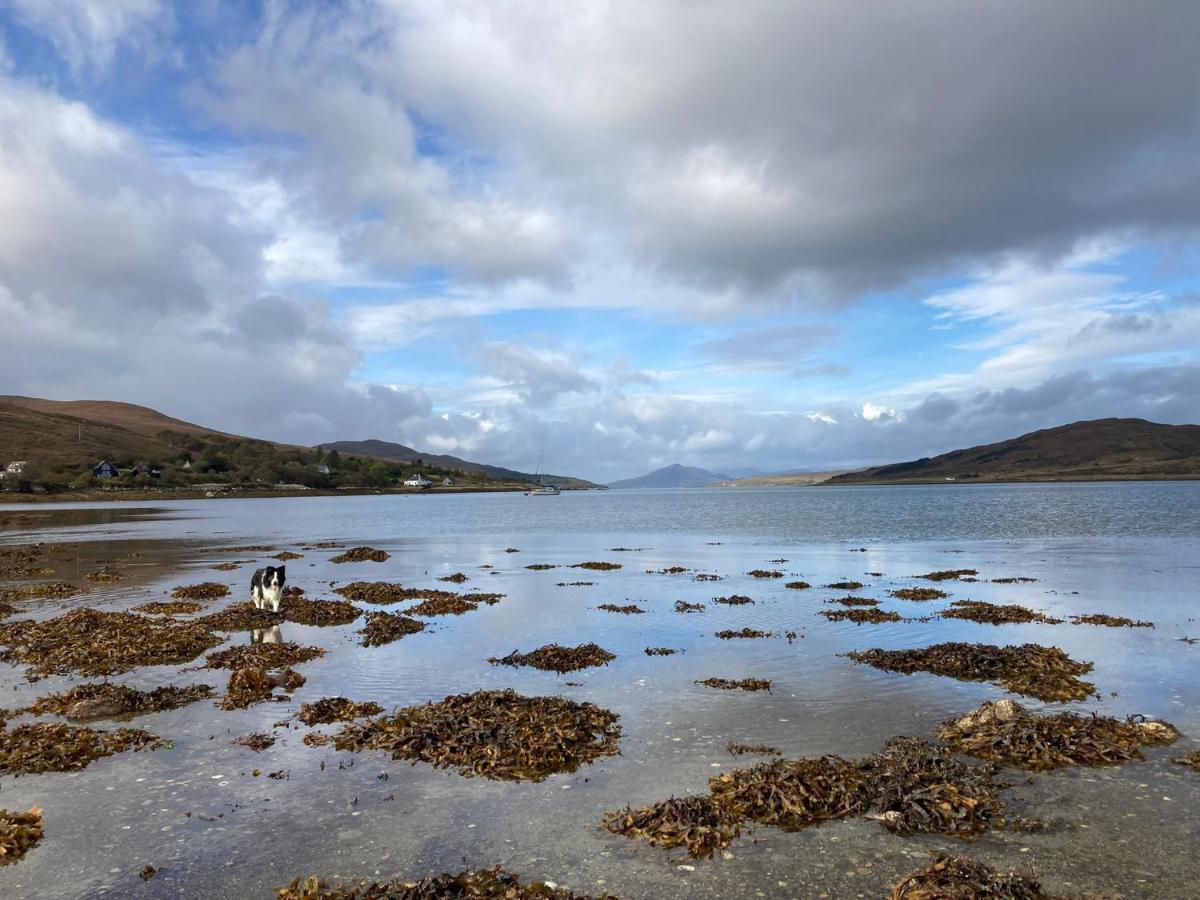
[7,0,171,74]
[0,77,428,446]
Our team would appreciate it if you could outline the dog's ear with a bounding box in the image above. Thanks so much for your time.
[277,565,286,579]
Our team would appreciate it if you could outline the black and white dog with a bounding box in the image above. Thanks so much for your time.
[250,565,286,612]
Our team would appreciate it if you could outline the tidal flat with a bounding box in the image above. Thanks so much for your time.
[1,483,1199,898]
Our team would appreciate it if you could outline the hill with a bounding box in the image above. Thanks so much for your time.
[317,440,599,489]
[608,463,730,489]
[0,395,258,468]
[717,470,847,487]
[829,418,1200,484]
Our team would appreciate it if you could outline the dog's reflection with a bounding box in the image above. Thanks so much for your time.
[251,624,283,645]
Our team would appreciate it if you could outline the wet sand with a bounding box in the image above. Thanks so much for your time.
[1,492,1199,898]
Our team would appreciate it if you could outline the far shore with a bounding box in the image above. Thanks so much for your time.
[0,483,591,504]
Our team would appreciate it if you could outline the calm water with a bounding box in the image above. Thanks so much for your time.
[1,483,1199,899]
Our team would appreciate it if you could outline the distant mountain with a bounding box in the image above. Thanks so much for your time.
[607,463,730,489]
[829,418,1200,484]
[319,439,598,489]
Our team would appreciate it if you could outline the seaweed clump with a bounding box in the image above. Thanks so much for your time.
[826,581,864,590]
[204,642,325,670]
[918,569,978,582]
[331,689,620,782]
[891,587,950,601]
[597,603,643,614]
[727,742,780,756]
[330,547,390,564]
[171,582,230,600]
[825,595,879,607]
[0,609,225,679]
[644,647,677,656]
[674,600,706,613]
[359,612,426,647]
[821,608,902,624]
[714,628,772,639]
[278,867,613,899]
[232,732,276,751]
[197,603,284,632]
[605,736,1005,858]
[888,854,1067,899]
[133,600,204,615]
[437,572,469,583]
[0,807,44,865]
[1175,750,1200,772]
[0,722,160,775]
[221,666,304,710]
[281,596,362,627]
[847,642,1095,702]
[489,643,615,673]
[747,570,783,579]
[572,561,622,571]
[713,595,754,606]
[1070,613,1154,628]
[937,699,1179,771]
[25,683,212,721]
[940,600,1062,626]
[298,698,384,726]
[696,678,771,692]
[407,593,494,617]
[331,582,414,604]
[785,581,811,590]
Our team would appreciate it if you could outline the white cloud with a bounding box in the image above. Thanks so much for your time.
[8,0,171,74]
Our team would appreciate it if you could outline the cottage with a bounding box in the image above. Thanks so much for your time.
[93,460,119,479]
[403,472,432,488]
[441,475,454,486]
[130,465,162,479]
[315,463,331,475]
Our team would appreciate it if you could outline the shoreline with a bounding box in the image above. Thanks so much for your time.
[0,483,576,504]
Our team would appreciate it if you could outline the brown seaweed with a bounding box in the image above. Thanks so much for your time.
[1070,613,1154,628]
[597,603,643,614]
[273,551,303,561]
[674,600,706,613]
[571,561,622,571]
[821,608,902,624]
[331,688,620,782]
[437,572,469,583]
[847,642,1095,702]
[204,642,325,670]
[648,566,690,575]
[785,581,811,590]
[891,587,950,601]
[992,577,1038,584]
[171,582,230,601]
[0,609,225,679]
[197,603,284,632]
[825,581,864,590]
[282,596,362,627]
[332,582,422,604]
[712,595,754,606]
[644,647,678,656]
[918,569,978,582]
[83,566,123,583]
[696,678,771,692]
[1175,750,1200,772]
[825,595,879,607]
[133,600,205,615]
[278,866,613,899]
[940,600,1062,626]
[221,666,305,710]
[330,547,390,564]
[601,795,742,858]
[359,612,426,647]
[0,807,44,865]
[937,699,1179,771]
[26,682,212,721]
[298,698,385,726]
[747,570,783,579]
[888,853,1071,899]
[714,628,772,639]
[525,564,558,570]
[488,643,616,673]
[232,731,277,751]
[0,722,160,775]
[726,742,780,756]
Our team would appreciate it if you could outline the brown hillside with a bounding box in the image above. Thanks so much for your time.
[0,396,263,469]
[830,418,1200,484]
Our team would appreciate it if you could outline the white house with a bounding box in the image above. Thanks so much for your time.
[403,472,432,488]
[1,461,28,480]
[315,463,331,475]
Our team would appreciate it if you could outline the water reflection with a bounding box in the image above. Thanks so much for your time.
[251,625,283,645]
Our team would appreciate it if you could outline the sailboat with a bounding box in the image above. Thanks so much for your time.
[526,451,561,496]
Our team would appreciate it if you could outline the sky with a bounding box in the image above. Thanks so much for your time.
[1,0,1198,483]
